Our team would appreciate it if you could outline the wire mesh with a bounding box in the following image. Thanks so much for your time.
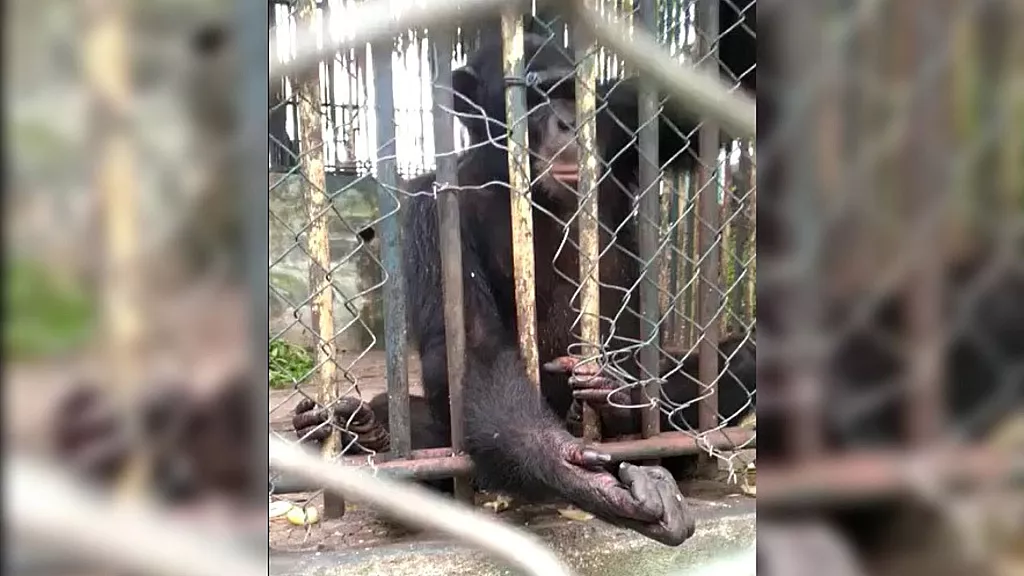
[268,0,759,526]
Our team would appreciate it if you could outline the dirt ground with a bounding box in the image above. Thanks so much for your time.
[269,479,752,553]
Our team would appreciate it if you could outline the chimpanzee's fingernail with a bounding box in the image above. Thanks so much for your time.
[546,357,580,373]
[581,450,613,468]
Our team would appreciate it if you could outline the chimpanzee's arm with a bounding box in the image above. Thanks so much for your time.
[396,179,693,545]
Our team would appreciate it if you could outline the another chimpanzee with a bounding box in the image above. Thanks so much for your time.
[293,7,758,546]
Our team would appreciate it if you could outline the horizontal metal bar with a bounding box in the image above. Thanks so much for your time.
[757,448,1024,508]
[271,428,756,492]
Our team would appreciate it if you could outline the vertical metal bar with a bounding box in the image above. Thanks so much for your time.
[682,174,697,348]
[905,0,951,444]
[85,0,146,497]
[294,0,343,518]
[431,28,473,502]
[637,0,662,447]
[782,0,824,459]
[321,1,341,168]
[372,39,411,458]
[695,0,721,440]
[573,16,602,442]
[237,0,270,512]
[502,13,541,389]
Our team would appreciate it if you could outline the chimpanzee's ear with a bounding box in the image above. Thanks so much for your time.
[451,64,480,118]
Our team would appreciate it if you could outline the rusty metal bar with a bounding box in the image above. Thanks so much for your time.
[294,0,344,519]
[371,39,412,458]
[636,0,662,449]
[272,428,757,491]
[431,27,473,503]
[85,0,147,498]
[573,14,602,443]
[758,449,1024,508]
[779,0,825,460]
[903,0,951,445]
[502,12,541,390]
[695,0,721,441]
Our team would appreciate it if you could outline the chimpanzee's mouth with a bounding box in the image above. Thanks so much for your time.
[550,162,579,184]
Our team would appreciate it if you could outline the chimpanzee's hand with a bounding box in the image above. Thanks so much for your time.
[553,437,695,546]
[543,356,634,406]
[292,396,390,452]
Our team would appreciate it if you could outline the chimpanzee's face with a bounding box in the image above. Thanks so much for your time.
[450,34,608,207]
[524,72,606,207]
[528,94,579,203]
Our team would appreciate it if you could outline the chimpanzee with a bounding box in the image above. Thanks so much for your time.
[290,7,758,546]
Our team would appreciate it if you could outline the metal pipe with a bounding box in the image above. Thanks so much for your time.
[757,449,1024,508]
[903,0,950,445]
[271,427,757,490]
[294,0,344,518]
[636,0,663,449]
[10,457,267,576]
[371,38,412,458]
[502,12,542,389]
[568,0,755,139]
[695,0,721,443]
[431,28,474,503]
[782,0,824,460]
[573,15,602,442]
[269,0,756,141]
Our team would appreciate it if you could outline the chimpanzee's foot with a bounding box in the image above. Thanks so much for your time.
[292,396,390,452]
[553,436,695,546]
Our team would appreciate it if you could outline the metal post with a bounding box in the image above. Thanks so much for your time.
[85,0,147,498]
[695,0,721,446]
[502,12,541,389]
[371,39,412,458]
[637,0,663,450]
[431,28,474,502]
[573,15,602,443]
[781,0,824,459]
[293,0,344,518]
[904,0,951,443]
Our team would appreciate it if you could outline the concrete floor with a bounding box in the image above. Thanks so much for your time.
[270,496,756,576]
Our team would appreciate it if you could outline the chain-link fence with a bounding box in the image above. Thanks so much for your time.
[266,0,1023,570]
[267,0,759,551]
